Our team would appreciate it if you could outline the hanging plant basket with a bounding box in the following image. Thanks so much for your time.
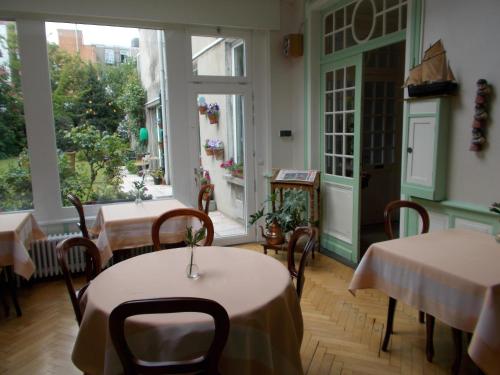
[204,147,214,156]
[208,113,218,124]
[198,104,207,115]
[213,148,224,160]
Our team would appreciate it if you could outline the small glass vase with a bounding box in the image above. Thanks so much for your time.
[186,246,200,279]
[135,191,142,204]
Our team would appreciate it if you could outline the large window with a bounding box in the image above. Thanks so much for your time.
[0,21,34,212]
[44,22,170,206]
[191,36,246,77]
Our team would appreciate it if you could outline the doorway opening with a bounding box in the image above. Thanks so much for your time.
[359,41,405,258]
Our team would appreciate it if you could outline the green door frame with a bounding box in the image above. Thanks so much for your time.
[311,0,423,263]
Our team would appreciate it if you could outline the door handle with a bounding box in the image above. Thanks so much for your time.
[407,147,413,153]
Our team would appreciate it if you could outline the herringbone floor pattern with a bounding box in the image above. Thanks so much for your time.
[0,245,467,374]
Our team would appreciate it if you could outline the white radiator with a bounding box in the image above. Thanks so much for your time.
[30,233,153,281]
[31,232,83,280]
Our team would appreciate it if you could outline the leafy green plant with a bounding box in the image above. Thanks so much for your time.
[126,160,139,174]
[185,226,207,247]
[249,190,308,234]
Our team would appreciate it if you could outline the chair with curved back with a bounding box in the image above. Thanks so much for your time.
[109,297,230,375]
[152,208,214,251]
[381,200,435,360]
[56,237,102,325]
[67,194,90,239]
[198,184,214,215]
[287,226,318,300]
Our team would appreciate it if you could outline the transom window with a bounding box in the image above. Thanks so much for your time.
[324,0,407,55]
[324,65,356,178]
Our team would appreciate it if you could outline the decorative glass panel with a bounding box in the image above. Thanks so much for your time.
[323,0,407,55]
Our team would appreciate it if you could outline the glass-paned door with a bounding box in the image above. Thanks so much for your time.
[320,55,362,263]
[189,88,255,245]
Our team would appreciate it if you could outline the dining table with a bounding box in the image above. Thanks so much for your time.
[0,212,46,315]
[91,199,187,264]
[348,228,500,375]
[72,246,304,375]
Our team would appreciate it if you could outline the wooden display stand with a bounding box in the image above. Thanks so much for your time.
[262,169,321,255]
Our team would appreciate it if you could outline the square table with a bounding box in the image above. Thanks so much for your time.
[349,229,500,375]
[0,212,46,316]
[91,199,186,264]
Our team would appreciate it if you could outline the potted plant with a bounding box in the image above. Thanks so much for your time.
[207,103,220,124]
[220,158,234,175]
[230,162,244,178]
[204,139,224,158]
[151,169,164,185]
[198,96,207,115]
[249,190,308,245]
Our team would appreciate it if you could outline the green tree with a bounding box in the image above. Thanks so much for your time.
[0,24,26,158]
[64,124,128,202]
[77,64,123,134]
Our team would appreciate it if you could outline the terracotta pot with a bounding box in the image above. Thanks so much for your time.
[198,105,207,115]
[213,148,224,160]
[204,148,214,156]
[208,113,218,124]
[260,221,284,245]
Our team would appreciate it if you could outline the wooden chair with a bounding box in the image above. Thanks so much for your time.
[287,226,318,300]
[198,184,214,215]
[67,194,90,239]
[109,297,230,375]
[56,237,101,325]
[152,208,214,251]
[381,200,434,360]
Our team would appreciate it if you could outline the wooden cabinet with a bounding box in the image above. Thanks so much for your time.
[401,97,450,201]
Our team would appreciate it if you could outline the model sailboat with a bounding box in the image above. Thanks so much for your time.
[405,40,458,97]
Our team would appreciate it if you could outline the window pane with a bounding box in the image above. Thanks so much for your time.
[326,114,333,133]
[325,155,333,174]
[46,22,171,206]
[0,21,34,212]
[191,36,246,77]
[335,92,344,111]
[334,31,344,51]
[334,157,343,175]
[345,158,353,177]
[346,113,355,133]
[326,71,334,91]
[335,8,345,30]
[325,13,334,34]
[325,35,333,55]
[335,136,343,154]
[335,114,343,132]
[326,93,333,112]
[326,135,333,154]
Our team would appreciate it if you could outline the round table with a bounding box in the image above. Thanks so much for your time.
[72,246,304,375]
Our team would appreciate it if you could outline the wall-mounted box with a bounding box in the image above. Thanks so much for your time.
[401,97,450,201]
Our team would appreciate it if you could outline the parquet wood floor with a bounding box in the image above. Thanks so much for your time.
[0,245,474,374]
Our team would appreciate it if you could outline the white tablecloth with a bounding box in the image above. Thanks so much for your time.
[72,246,304,375]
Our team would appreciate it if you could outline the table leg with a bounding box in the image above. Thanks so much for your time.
[451,328,462,375]
[425,314,435,362]
[0,270,10,317]
[6,266,21,317]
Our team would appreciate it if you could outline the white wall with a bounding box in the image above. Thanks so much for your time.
[269,0,306,169]
[423,0,500,206]
[0,0,280,31]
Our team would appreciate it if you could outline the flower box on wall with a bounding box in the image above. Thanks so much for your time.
[207,103,219,124]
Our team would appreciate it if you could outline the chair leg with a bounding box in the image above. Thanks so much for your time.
[6,266,21,317]
[382,297,397,351]
[425,314,435,362]
[451,328,462,375]
[419,310,425,323]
